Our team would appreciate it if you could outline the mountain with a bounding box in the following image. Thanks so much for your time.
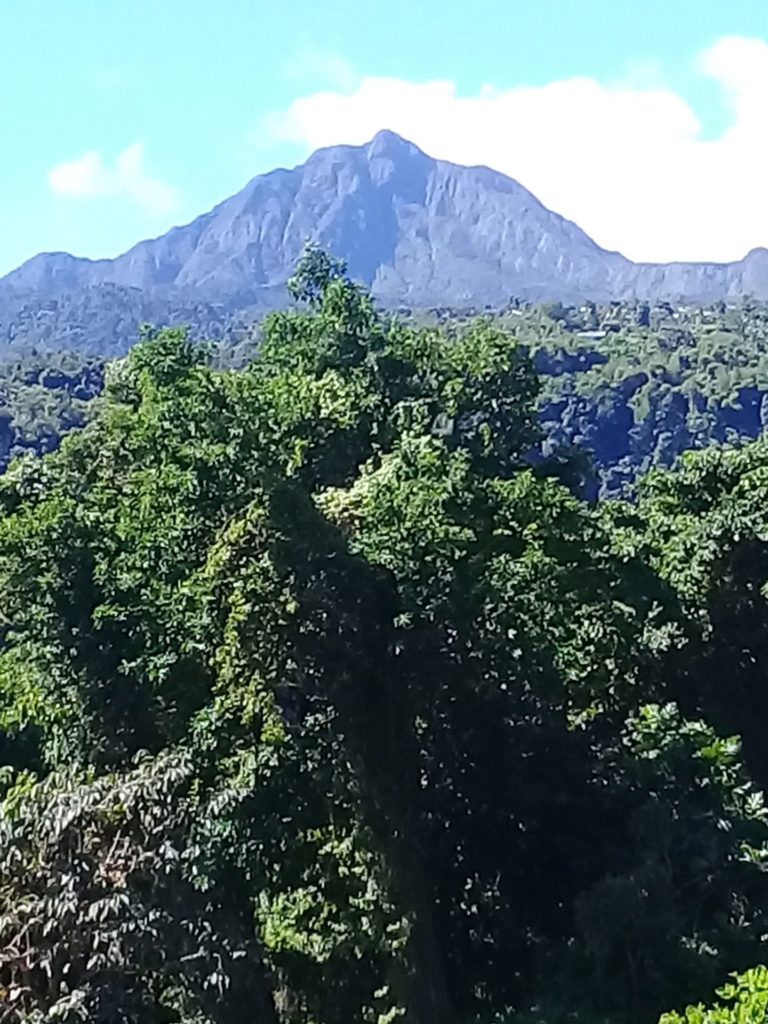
[2,130,768,353]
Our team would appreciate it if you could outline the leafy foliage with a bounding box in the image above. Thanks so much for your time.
[3,253,768,1023]
[10,294,768,499]
[660,966,768,1024]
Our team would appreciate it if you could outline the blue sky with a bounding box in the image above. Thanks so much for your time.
[1,0,767,275]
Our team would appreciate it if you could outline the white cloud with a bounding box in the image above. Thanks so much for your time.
[267,36,768,263]
[48,143,178,215]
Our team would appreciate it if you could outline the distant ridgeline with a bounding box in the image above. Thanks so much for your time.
[3,296,768,499]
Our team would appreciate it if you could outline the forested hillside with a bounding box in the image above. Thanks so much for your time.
[2,250,768,1023]
[6,287,768,498]
[0,283,257,358]
[448,296,768,497]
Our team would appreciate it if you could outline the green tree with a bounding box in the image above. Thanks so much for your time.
[3,253,768,1024]
[660,966,768,1024]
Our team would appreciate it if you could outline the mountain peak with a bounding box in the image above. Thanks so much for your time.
[366,129,422,159]
[3,134,768,315]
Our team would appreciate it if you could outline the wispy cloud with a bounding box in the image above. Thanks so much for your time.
[283,47,359,92]
[265,36,768,263]
[48,143,178,215]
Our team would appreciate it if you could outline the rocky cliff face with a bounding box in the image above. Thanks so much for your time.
[3,130,768,356]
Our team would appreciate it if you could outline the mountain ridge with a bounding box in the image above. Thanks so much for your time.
[2,130,768,354]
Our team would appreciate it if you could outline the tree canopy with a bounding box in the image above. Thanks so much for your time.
[3,252,768,1023]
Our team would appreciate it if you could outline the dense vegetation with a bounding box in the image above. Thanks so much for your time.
[0,349,104,468]
[0,335,254,475]
[0,284,258,358]
[3,251,768,1022]
[7,293,768,498]
[409,297,768,497]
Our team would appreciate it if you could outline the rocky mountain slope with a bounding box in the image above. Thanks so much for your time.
[2,130,768,353]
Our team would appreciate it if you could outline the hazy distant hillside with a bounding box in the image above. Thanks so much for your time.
[0,283,259,358]
[2,130,768,355]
